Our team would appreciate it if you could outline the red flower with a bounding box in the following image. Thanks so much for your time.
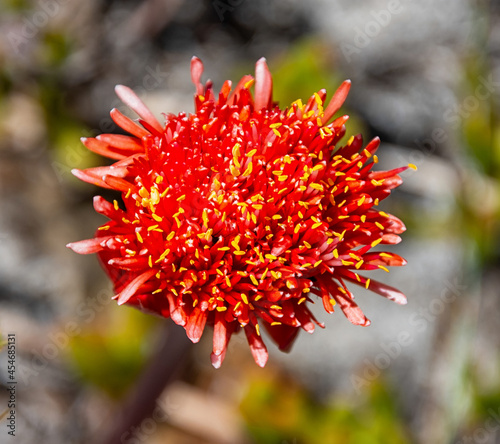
[68,57,412,368]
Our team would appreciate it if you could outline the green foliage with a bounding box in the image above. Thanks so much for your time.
[240,374,411,444]
[69,305,158,398]
[41,32,73,67]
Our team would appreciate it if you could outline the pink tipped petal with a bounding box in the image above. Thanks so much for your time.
[210,350,226,369]
[322,79,351,124]
[116,269,157,305]
[386,215,406,234]
[96,134,143,152]
[72,165,129,189]
[72,168,113,189]
[66,237,114,254]
[212,312,227,356]
[295,307,315,333]
[110,108,150,138]
[93,196,117,218]
[81,137,126,160]
[102,175,136,194]
[364,252,407,267]
[185,306,207,343]
[368,279,407,305]
[115,85,163,133]
[333,291,371,326]
[381,234,402,244]
[244,326,268,367]
[254,57,273,111]
[108,256,149,270]
[191,56,205,96]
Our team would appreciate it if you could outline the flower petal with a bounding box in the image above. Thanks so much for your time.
[116,269,157,305]
[244,325,268,367]
[185,306,207,343]
[81,137,126,160]
[254,57,272,111]
[110,108,150,138]
[66,236,114,254]
[96,134,143,152]
[332,290,371,326]
[115,85,163,133]
[263,322,300,352]
[322,79,351,124]
[191,56,205,96]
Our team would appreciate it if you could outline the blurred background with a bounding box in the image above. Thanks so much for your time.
[0,0,499,443]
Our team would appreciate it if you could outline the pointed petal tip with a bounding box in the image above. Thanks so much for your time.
[210,352,223,369]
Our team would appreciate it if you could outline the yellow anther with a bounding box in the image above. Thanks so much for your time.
[242,162,253,177]
[310,183,324,191]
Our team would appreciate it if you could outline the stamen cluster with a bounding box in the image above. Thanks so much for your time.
[68,57,411,367]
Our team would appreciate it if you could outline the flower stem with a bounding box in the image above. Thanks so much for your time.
[97,321,192,444]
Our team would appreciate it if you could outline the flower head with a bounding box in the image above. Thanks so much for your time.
[68,57,412,368]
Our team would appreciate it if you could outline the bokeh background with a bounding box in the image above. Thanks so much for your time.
[1,0,499,443]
